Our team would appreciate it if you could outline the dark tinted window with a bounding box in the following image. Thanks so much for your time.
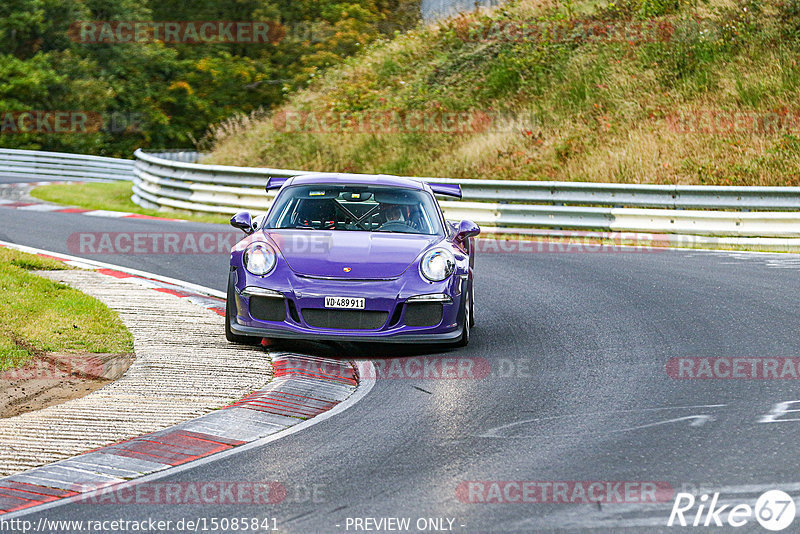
[266,185,443,235]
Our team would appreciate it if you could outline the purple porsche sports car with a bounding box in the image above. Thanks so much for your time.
[225,173,480,346]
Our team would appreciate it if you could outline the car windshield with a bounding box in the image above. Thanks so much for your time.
[265,184,443,235]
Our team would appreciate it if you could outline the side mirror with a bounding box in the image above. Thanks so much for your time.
[231,211,254,235]
[455,220,480,242]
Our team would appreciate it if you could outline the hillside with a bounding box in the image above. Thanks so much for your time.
[207,0,800,185]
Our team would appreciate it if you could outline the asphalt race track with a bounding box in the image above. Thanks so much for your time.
[3,184,800,532]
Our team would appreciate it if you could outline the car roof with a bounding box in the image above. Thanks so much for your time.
[286,173,428,191]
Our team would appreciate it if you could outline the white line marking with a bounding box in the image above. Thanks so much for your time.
[16,204,64,212]
[479,406,725,438]
[83,210,133,218]
[603,414,715,433]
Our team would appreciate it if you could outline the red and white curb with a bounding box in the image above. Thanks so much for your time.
[0,181,187,222]
[0,355,358,516]
[0,241,373,518]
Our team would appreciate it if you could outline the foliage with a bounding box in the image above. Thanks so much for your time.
[0,0,421,156]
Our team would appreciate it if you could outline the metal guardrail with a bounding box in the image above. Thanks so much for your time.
[0,148,133,182]
[0,147,796,241]
[421,0,505,22]
[132,149,800,238]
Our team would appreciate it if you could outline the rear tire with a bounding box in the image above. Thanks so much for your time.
[225,273,262,345]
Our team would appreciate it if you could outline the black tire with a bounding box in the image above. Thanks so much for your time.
[453,293,471,348]
[225,273,262,345]
[468,280,475,328]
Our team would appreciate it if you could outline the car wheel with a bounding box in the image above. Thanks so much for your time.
[453,294,470,348]
[225,273,262,346]
[468,281,475,328]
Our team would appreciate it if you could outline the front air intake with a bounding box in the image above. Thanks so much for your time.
[403,302,443,327]
[249,296,286,322]
[302,309,389,330]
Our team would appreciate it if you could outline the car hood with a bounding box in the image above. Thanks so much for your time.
[264,229,441,279]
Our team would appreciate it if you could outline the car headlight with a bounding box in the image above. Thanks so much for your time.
[243,242,276,275]
[420,248,455,282]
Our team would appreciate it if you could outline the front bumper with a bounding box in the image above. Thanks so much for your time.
[229,265,468,344]
[228,321,464,344]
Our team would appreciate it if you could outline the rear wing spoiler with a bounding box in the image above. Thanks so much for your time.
[265,177,289,191]
[428,183,462,199]
[266,176,462,198]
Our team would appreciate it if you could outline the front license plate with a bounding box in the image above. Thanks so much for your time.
[324,296,365,309]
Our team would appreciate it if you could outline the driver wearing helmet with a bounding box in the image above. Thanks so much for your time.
[383,204,403,223]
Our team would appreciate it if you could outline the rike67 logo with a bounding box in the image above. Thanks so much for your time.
[668,490,796,530]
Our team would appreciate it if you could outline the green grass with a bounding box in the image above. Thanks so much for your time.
[0,248,134,372]
[30,181,231,225]
[205,0,800,186]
